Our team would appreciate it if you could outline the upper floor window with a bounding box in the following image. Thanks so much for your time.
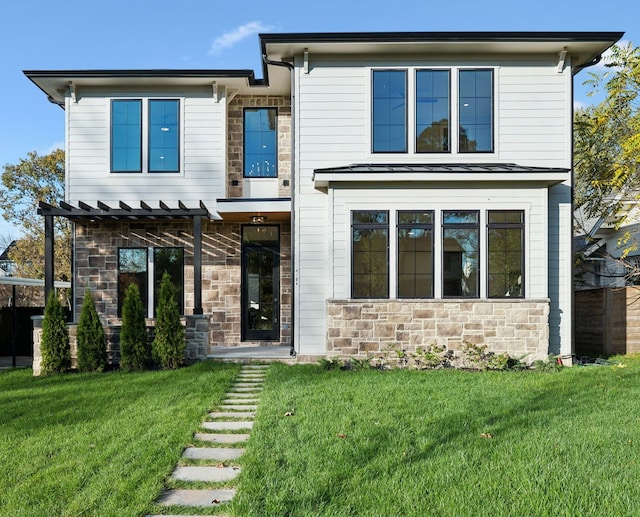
[352,211,389,298]
[111,99,180,173]
[372,70,407,153]
[459,70,494,153]
[487,211,524,297]
[244,108,277,177]
[416,70,450,153]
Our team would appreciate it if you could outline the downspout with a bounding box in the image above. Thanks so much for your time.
[262,54,297,357]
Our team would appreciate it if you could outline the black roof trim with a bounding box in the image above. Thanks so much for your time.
[261,31,624,45]
[37,200,210,220]
[23,69,257,80]
[313,163,570,174]
[216,197,292,203]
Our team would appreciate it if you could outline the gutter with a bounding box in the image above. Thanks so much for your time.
[262,54,297,358]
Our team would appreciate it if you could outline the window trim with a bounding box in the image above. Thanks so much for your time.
[117,247,148,317]
[111,99,142,173]
[371,69,408,154]
[458,68,495,154]
[415,69,451,154]
[351,210,390,299]
[148,99,180,174]
[441,210,480,299]
[397,210,434,298]
[486,210,525,298]
[110,98,182,175]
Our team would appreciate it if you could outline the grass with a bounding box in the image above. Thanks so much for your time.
[3,358,640,516]
[232,357,640,516]
[0,361,240,516]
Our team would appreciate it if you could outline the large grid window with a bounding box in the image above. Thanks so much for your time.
[149,100,179,172]
[244,108,278,177]
[111,100,142,172]
[416,70,450,152]
[488,211,524,298]
[352,211,389,298]
[372,70,407,153]
[111,99,180,173]
[397,211,434,298]
[118,247,184,317]
[442,211,479,297]
[459,70,494,152]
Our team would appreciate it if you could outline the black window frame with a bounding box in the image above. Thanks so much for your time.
[442,210,480,298]
[111,99,142,173]
[153,246,185,316]
[415,69,451,153]
[397,210,435,298]
[148,99,180,173]
[117,247,148,317]
[458,69,494,154]
[351,210,390,299]
[243,107,278,178]
[372,69,408,154]
[487,210,525,298]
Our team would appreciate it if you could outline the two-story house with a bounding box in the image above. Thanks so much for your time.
[26,31,622,365]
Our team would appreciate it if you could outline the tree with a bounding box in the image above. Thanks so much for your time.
[574,43,640,281]
[0,150,70,303]
[152,272,185,369]
[76,290,107,372]
[40,289,70,375]
[119,283,149,371]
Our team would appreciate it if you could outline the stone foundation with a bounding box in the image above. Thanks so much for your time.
[326,299,550,362]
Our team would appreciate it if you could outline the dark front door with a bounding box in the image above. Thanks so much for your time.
[242,225,280,341]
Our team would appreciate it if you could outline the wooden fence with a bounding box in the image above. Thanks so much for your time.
[575,287,640,356]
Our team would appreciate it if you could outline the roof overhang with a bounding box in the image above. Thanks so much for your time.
[313,163,569,189]
[261,31,623,74]
[215,198,291,222]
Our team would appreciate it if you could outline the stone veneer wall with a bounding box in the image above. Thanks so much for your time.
[326,299,550,362]
[227,95,291,198]
[73,219,291,353]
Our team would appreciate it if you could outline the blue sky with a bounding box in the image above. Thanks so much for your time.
[0,0,635,239]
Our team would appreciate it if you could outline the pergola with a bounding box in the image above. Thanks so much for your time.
[37,200,212,315]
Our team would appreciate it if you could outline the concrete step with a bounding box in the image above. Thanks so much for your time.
[209,411,255,419]
[229,386,263,392]
[172,465,240,482]
[242,364,270,369]
[219,404,258,411]
[156,488,236,507]
[202,421,254,431]
[223,396,260,403]
[183,447,244,461]
[194,432,250,443]
[235,378,265,383]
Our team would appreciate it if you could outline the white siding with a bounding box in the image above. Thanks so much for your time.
[66,88,226,209]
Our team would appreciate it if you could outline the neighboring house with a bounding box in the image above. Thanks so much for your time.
[26,31,622,363]
[575,198,640,289]
[0,241,16,277]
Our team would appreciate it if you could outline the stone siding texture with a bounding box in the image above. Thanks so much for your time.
[326,299,550,362]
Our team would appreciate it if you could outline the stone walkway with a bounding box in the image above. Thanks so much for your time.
[148,364,268,517]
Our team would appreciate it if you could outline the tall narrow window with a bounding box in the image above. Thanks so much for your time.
[459,70,493,152]
[442,211,479,297]
[118,248,148,316]
[398,211,434,297]
[352,211,389,298]
[149,100,179,172]
[488,211,524,298]
[416,70,450,152]
[372,70,407,153]
[244,108,277,177]
[154,247,184,315]
[111,100,141,172]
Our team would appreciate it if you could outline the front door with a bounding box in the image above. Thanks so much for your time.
[241,225,280,341]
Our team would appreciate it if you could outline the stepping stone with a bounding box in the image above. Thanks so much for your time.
[194,433,250,443]
[235,378,265,383]
[219,404,258,411]
[183,447,244,461]
[157,488,235,507]
[172,466,240,482]
[223,396,260,403]
[209,411,255,418]
[230,386,262,392]
[202,421,254,431]
[225,391,260,398]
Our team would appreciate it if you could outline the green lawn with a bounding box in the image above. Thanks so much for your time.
[0,362,240,516]
[2,359,640,516]
[232,358,640,516]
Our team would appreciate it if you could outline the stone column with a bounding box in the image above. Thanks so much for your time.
[185,315,210,362]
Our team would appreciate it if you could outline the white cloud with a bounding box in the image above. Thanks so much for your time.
[43,141,64,155]
[209,21,272,55]
[574,99,586,111]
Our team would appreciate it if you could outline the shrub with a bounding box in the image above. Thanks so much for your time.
[76,290,106,372]
[119,283,149,371]
[152,272,185,369]
[40,290,70,375]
